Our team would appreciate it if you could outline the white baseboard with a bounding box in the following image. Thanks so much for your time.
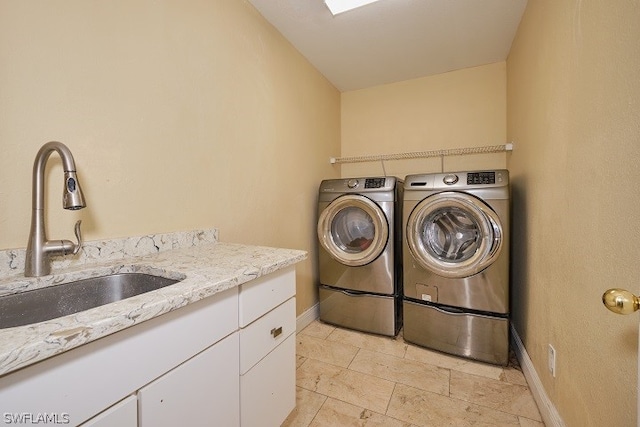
[511,325,565,427]
[296,302,319,333]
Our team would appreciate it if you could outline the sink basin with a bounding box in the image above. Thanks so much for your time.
[0,273,181,329]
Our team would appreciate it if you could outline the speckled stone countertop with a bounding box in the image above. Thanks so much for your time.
[0,229,307,377]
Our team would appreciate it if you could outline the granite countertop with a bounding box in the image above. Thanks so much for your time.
[0,229,307,377]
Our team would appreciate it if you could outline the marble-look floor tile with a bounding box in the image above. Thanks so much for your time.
[404,343,505,381]
[297,333,359,368]
[301,320,336,339]
[387,383,521,427]
[501,365,528,386]
[310,397,414,427]
[297,354,308,369]
[292,325,543,427]
[327,326,408,358]
[349,348,450,396]
[297,358,396,414]
[498,351,529,386]
[518,416,546,427]
[282,387,327,427]
[450,370,542,421]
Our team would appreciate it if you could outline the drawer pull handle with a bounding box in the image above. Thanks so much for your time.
[270,326,283,338]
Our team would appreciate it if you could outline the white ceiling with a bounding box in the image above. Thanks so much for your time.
[248,0,528,92]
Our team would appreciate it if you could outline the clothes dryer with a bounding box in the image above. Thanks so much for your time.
[402,170,510,365]
[317,177,402,336]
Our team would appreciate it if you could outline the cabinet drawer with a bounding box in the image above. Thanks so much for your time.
[240,334,296,427]
[239,297,295,374]
[238,266,295,327]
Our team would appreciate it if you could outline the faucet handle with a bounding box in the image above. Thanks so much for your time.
[72,220,83,255]
[42,220,84,257]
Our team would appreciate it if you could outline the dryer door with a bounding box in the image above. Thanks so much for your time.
[406,192,503,278]
[317,194,389,267]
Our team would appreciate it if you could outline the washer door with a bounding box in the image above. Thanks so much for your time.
[318,194,389,267]
[406,192,503,278]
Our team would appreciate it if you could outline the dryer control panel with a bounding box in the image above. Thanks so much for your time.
[364,178,386,188]
[319,176,399,194]
[467,171,495,185]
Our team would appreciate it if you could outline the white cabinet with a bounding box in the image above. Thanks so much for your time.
[80,396,137,427]
[0,286,239,426]
[139,332,239,427]
[0,267,298,427]
[239,266,297,427]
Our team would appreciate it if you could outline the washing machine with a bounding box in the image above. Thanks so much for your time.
[402,170,510,365]
[317,176,402,337]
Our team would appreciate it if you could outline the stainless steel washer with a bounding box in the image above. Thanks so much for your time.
[317,177,402,336]
[402,170,510,365]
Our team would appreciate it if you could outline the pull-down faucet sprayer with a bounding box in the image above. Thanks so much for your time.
[25,141,86,277]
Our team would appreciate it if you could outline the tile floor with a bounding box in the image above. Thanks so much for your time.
[283,320,544,427]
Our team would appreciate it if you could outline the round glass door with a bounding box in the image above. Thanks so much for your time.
[406,192,503,278]
[318,194,388,266]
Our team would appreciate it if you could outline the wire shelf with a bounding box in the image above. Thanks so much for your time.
[330,143,513,164]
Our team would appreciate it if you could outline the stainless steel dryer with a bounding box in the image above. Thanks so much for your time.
[317,177,402,336]
[402,170,509,365]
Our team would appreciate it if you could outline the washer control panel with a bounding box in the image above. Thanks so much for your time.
[404,170,508,190]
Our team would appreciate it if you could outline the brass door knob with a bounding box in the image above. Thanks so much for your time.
[602,288,640,315]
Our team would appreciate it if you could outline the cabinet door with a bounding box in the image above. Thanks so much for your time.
[80,395,137,427]
[138,332,239,427]
[240,334,296,427]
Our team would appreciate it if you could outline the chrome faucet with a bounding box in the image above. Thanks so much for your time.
[25,141,86,277]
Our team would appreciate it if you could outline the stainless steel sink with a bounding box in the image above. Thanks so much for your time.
[0,273,181,329]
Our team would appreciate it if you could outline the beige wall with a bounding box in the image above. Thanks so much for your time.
[508,1,640,425]
[0,0,341,316]
[340,62,508,179]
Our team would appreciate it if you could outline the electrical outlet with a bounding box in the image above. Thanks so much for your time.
[548,344,556,377]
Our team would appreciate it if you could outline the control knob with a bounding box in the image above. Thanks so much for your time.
[443,174,459,185]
